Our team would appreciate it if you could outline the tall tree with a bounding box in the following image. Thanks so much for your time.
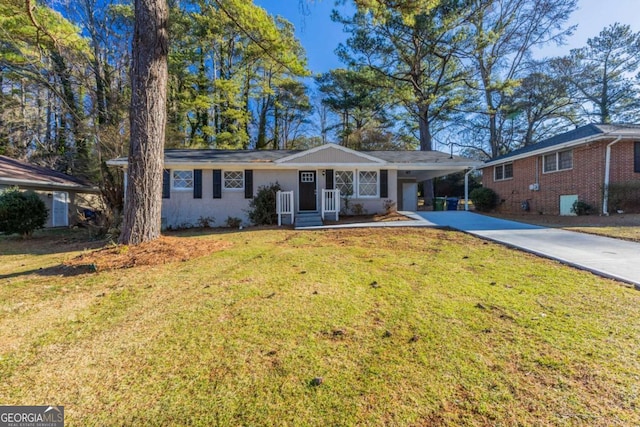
[119,0,169,245]
[502,61,578,147]
[1,1,90,168]
[463,0,577,158]
[335,0,472,202]
[164,1,308,149]
[335,1,470,152]
[315,68,395,149]
[271,78,312,149]
[554,23,640,124]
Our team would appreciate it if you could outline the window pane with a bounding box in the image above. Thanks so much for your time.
[494,166,504,180]
[558,150,572,170]
[543,154,556,172]
[358,171,378,197]
[224,171,244,189]
[301,172,314,183]
[504,163,513,179]
[335,171,354,196]
[173,170,193,189]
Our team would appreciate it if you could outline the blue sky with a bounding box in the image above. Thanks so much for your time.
[254,0,640,75]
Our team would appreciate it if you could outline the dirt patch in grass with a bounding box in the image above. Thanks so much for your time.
[65,236,231,271]
[326,211,413,225]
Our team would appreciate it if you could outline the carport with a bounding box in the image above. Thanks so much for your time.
[372,151,482,211]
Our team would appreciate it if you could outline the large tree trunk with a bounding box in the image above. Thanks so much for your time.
[119,0,168,245]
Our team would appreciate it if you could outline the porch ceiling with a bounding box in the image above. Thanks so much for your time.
[397,168,473,181]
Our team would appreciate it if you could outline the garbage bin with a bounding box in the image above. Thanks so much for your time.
[446,197,459,211]
[434,197,445,211]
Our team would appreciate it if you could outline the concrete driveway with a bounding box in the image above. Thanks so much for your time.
[413,211,640,289]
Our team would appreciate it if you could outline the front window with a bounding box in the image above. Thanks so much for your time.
[544,150,573,173]
[494,163,513,181]
[172,170,193,190]
[358,171,378,197]
[335,171,354,196]
[224,171,244,190]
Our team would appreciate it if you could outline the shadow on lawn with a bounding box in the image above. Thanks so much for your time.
[0,264,95,280]
[0,229,106,256]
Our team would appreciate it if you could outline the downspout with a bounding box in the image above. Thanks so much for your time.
[464,167,476,211]
[602,136,622,216]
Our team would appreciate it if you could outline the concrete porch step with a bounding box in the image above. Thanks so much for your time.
[295,211,323,228]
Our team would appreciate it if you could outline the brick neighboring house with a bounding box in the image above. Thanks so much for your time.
[480,124,640,215]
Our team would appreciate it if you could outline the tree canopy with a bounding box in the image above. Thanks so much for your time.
[2,0,640,242]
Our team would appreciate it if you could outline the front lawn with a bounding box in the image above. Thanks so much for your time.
[1,228,638,426]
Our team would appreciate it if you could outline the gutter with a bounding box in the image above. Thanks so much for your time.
[602,136,623,215]
[481,133,618,168]
[0,178,99,193]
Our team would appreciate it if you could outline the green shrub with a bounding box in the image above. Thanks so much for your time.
[0,187,49,237]
[571,200,593,216]
[607,181,640,212]
[383,199,396,214]
[247,183,281,225]
[225,216,242,228]
[351,203,367,216]
[469,187,498,212]
[196,216,215,228]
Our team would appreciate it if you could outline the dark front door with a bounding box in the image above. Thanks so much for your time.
[299,170,317,211]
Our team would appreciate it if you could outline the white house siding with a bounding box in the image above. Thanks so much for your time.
[162,169,247,228]
[160,167,400,227]
[161,168,300,228]
[257,170,298,194]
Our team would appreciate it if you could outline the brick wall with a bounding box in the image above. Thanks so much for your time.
[480,139,640,215]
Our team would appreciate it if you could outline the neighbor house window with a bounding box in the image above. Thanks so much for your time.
[223,171,244,190]
[335,170,354,196]
[494,163,513,181]
[358,170,378,197]
[172,170,193,190]
[543,149,573,173]
[634,142,640,173]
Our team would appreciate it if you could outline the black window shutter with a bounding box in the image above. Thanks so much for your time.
[162,169,171,199]
[213,169,222,199]
[325,169,334,190]
[193,169,202,199]
[380,169,388,198]
[635,142,640,173]
[244,170,253,199]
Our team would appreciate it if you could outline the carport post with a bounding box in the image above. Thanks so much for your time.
[464,167,475,211]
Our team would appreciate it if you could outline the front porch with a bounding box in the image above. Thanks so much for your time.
[277,189,340,227]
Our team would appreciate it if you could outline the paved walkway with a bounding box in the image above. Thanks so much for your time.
[414,211,640,289]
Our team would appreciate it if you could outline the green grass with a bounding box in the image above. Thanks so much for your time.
[1,227,639,426]
[565,226,640,242]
